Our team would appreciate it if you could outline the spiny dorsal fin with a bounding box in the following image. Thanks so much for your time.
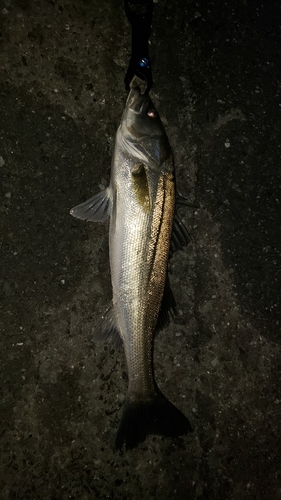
[170,213,191,255]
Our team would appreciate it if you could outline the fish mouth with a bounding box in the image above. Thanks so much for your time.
[127,88,145,114]
[126,76,149,114]
[130,75,148,95]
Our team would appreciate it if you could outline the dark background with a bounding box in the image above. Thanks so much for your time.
[0,0,281,498]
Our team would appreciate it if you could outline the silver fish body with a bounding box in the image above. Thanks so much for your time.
[70,85,191,449]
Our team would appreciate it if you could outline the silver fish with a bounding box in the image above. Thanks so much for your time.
[70,82,192,450]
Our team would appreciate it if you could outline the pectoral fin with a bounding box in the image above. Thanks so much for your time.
[131,163,151,213]
[70,188,112,222]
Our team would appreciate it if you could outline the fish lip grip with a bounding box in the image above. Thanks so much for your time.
[124,0,153,93]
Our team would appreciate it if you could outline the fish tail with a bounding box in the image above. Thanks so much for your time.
[115,389,192,451]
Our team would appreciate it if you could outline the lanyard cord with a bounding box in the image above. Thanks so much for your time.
[124,0,153,92]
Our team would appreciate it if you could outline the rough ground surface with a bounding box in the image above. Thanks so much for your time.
[1,0,281,499]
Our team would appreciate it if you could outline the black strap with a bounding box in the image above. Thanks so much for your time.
[124,0,153,92]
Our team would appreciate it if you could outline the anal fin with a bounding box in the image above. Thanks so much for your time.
[92,306,123,348]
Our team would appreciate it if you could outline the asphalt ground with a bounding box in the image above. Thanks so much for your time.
[0,1,281,498]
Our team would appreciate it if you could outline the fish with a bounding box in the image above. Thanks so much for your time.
[70,81,192,450]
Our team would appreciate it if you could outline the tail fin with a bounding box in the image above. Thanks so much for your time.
[115,390,192,450]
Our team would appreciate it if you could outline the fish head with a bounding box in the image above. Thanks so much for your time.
[120,85,172,169]
[124,86,162,138]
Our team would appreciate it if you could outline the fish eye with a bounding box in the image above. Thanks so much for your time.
[147,108,157,118]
